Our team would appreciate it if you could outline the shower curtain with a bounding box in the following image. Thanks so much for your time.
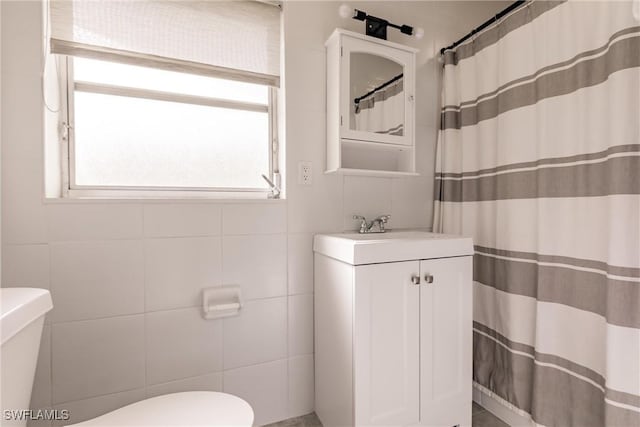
[354,76,404,135]
[433,1,640,426]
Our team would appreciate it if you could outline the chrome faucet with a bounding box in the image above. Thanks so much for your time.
[353,214,390,233]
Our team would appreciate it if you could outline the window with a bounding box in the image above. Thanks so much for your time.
[48,0,281,198]
[62,57,277,196]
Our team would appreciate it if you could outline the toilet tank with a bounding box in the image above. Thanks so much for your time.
[1,288,53,426]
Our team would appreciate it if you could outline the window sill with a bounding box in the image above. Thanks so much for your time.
[43,192,286,204]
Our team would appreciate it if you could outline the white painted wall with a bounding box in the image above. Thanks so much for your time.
[0,1,505,426]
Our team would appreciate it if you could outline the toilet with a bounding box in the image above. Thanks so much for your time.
[0,288,254,427]
[67,391,254,426]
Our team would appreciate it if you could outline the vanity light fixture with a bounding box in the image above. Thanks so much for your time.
[339,4,424,40]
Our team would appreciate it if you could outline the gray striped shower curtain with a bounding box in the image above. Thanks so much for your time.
[433,1,640,426]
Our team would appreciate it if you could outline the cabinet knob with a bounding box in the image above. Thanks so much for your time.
[411,275,421,285]
[424,274,434,283]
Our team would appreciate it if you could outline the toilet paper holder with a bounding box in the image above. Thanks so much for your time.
[202,285,242,320]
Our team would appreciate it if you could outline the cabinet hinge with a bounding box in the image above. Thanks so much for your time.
[340,116,343,126]
[340,46,343,57]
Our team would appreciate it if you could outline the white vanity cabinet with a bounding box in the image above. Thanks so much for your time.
[314,232,473,427]
[325,29,418,176]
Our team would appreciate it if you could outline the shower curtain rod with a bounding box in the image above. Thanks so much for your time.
[354,73,403,104]
[439,0,526,55]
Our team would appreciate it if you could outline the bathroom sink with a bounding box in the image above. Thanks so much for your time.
[335,231,452,241]
[313,230,473,265]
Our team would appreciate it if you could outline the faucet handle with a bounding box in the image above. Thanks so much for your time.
[375,214,391,223]
[353,215,368,233]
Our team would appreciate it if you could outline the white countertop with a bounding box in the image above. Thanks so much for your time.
[313,230,473,265]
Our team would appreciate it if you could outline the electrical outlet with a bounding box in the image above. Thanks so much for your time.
[298,161,312,185]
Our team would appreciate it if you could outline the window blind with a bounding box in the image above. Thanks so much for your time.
[49,0,281,87]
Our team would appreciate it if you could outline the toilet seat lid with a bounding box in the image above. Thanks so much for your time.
[67,392,254,427]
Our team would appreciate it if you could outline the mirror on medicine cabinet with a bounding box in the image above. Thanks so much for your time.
[325,29,418,176]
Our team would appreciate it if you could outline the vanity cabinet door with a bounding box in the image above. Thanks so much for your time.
[353,261,420,426]
[419,256,473,427]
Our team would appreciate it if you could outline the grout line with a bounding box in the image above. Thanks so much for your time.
[52,385,146,408]
[220,206,226,391]
[142,233,223,240]
[55,356,297,410]
[146,369,224,390]
[47,243,54,408]
[285,224,291,416]
[223,357,291,375]
[141,205,149,394]
[341,174,346,231]
[47,322,54,410]
[49,292,304,326]
[47,237,144,247]
[1,242,50,248]
[51,312,145,326]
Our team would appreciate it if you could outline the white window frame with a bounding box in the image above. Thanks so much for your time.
[59,56,280,199]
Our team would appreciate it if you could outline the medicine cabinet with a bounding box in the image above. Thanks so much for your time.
[325,29,418,176]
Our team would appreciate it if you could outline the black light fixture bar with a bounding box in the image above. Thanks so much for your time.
[352,9,414,40]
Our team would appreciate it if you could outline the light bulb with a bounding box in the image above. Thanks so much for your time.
[414,27,425,40]
[339,4,352,19]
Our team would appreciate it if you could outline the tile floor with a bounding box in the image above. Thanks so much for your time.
[265,413,322,427]
[472,401,510,427]
[266,403,510,427]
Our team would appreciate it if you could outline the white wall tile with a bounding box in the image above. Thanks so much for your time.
[223,297,287,370]
[287,233,314,295]
[30,324,52,410]
[2,197,47,245]
[288,355,315,418]
[51,315,145,404]
[343,176,393,231]
[1,1,47,246]
[143,204,221,237]
[288,294,313,357]
[284,97,325,166]
[145,237,222,311]
[45,204,142,242]
[52,388,146,427]
[282,2,333,53]
[145,372,223,398]
[286,176,345,234]
[2,244,49,289]
[285,105,344,234]
[223,359,288,426]
[145,308,223,385]
[49,241,144,323]
[284,47,325,115]
[391,176,432,230]
[222,234,287,301]
[222,203,287,235]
